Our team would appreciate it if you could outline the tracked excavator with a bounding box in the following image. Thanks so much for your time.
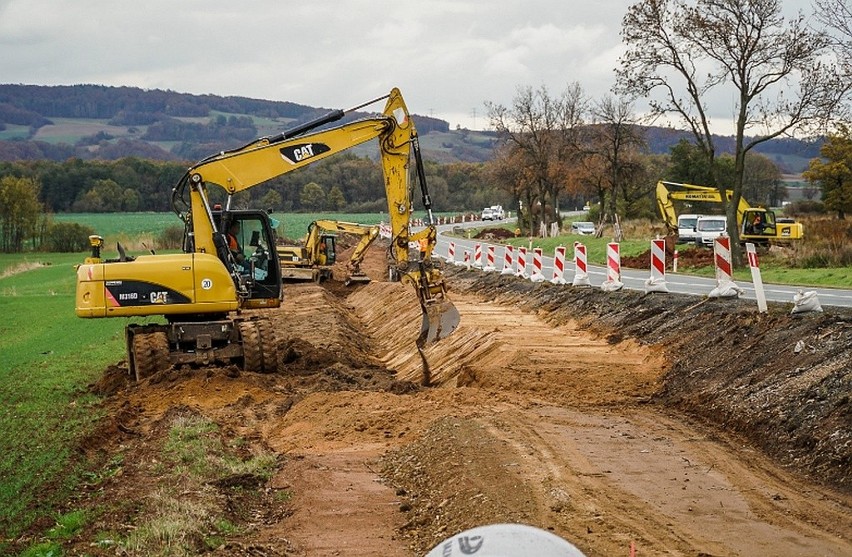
[277,220,379,285]
[655,180,804,247]
[75,88,460,380]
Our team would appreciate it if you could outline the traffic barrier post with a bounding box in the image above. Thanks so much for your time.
[483,245,496,272]
[601,242,624,292]
[516,247,528,278]
[708,234,742,298]
[572,242,591,286]
[473,243,482,268]
[530,248,545,282]
[551,245,567,284]
[501,245,515,276]
[644,238,669,293]
[745,243,767,313]
[446,241,456,265]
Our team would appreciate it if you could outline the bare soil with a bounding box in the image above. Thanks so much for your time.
[14,239,852,556]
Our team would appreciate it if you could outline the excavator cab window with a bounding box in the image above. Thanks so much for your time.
[320,235,337,265]
[214,210,281,300]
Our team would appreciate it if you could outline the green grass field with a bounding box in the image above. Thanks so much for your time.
[0,254,129,542]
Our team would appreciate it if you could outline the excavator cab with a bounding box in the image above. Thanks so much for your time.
[212,209,282,305]
[317,234,337,266]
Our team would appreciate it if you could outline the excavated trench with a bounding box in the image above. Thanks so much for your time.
[38,240,852,557]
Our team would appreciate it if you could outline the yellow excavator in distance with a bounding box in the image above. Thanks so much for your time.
[277,220,379,285]
[75,88,460,380]
[655,180,804,247]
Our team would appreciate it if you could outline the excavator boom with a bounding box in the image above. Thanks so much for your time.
[76,88,459,380]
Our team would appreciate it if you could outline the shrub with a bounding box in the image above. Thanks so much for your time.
[157,225,184,250]
[44,222,94,252]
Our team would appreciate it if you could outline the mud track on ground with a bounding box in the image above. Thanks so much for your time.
[29,241,851,556]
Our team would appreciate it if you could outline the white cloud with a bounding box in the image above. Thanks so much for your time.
[0,0,816,132]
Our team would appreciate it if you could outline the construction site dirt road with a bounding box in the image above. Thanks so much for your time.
[33,239,851,557]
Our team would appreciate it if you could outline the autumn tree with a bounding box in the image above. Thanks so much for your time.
[589,95,648,227]
[803,125,852,219]
[618,0,837,264]
[486,84,587,237]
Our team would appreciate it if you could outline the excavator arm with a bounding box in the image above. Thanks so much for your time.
[309,220,380,282]
[655,180,803,246]
[171,88,458,344]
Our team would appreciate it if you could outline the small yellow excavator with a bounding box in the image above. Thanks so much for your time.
[75,88,459,380]
[277,220,379,284]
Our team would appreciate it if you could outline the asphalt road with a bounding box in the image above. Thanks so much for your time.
[432,219,852,309]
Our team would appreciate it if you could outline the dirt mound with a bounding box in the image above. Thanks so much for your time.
[621,246,714,269]
[16,239,851,557]
[474,227,516,241]
[444,266,852,492]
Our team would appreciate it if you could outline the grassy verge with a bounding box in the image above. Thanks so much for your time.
[0,253,127,543]
[460,222,852,288]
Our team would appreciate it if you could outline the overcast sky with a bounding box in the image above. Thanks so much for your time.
[0,0,816,133]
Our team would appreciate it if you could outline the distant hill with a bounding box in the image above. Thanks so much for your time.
[0,84,821,171]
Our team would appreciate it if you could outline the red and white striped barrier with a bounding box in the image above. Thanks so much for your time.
[572,242,590,286]
[473,243,482,268]
[530,248,545,282]
[601,242,624,292]
[501,245,515,275]
[709,234,741,298]
[483,245,497,272]
[379,222,392,240]
[463,250,471,270]
[644,238,669,293]
[446,241,456,265]
[551,245,567,284]
[516,247,528,278]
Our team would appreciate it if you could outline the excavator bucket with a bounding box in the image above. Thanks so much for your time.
[418,298,461,346]
[344,272,372,286]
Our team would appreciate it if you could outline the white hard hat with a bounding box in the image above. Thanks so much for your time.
[424,523,587,557]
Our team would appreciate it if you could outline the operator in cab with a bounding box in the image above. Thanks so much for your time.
[227,221,246,266]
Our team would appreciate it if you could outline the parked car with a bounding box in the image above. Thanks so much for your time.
[481,208,495,221]
[571,221,596,235]
[695,215,727,246]
[677,214,702,244]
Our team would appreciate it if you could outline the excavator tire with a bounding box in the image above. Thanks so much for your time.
[239,319,278,373]
[132,331,170,381]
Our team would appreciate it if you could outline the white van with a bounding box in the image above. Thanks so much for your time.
[695,215,727,247]
[677,214,702,244]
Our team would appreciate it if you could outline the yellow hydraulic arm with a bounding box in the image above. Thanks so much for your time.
[655,180,803,244]
[307,220,380,280]
[171,88,458,343]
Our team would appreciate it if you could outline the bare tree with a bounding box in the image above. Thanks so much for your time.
[618,0,838,264]
[486,84,588,236]
[814,0,852,118]
[590,96,648,226]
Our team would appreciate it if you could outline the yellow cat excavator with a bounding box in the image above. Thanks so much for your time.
[277,220,379,285]
[75,88,459,380]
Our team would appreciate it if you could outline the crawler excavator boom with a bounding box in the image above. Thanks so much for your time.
[75,88,459,380]
[655,180,804,247]
[277,220,380,285]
